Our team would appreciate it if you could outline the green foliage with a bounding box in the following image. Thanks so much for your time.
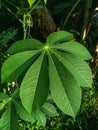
[43,0,47,4]
[0,30,92,129]
[0,27,18,46]
[0,0,2,8]
[0,103,18,130]
[27,0,36,7]
[41,103,58,117]
[0,0,98,129]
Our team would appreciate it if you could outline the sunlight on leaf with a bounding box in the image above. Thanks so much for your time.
[27,0,36,7]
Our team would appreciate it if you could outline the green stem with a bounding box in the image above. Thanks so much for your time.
[83,0,92,26]
[23,14,27,39]
[6,0,19,10]
[22,0,41,39]
[81,0,92,41]
[28,0,41,14]
[63,0,80,28]
[2,2,22,23]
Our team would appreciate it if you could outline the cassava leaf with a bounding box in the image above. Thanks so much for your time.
[20,54,49,114]
[1,50,39,82]
[54,51,92,87]
[53,41,92,60]
[0,105,18,130]
[46,31,74,45]
[7,38,43,54]
[48,53,81,117]
[1,30,93,122]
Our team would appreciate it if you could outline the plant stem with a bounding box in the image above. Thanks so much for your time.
[2,2,22,23]
[6,0,19,10]
[63,0,80,28]
[81,0,92,41]
[23,14,27,39]
[22,0,41,39]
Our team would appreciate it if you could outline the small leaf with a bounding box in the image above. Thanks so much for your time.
[1,50,39,82]
[0,104,18,130]
[53,41,92,60]
[14,101,35,122]
[0,93,10,110]
[27,0,36,7]
[7,38,43,54]
[34,110,46,127]
[20,54,49,113]
[0,27,18,46]
[44,0,47,4]
[48,54,81,117]
[41,103,58,117]
[0,0,2,8]
[46,31,74,45]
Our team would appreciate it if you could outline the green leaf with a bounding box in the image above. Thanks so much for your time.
[53,41,92,60]
[1,50,39,82]
[34,110,46,127]
[54,51,92,88]
[0,0,2,8]
[12,88,20,99]
[46,31,74,45]
[53,2,73,15]
[20,54,49,114]
[48,54,81,117]
[7,38,43,54]
[41,103,58,117]
[44,0,47,4]
[14,101,35,122]
[0,93,9,100]
[0,93,10,110]
[27,0,36,7]
[0,105,18,130]
[0,27,18,46]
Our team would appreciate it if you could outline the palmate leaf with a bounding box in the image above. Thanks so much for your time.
[1,50,40,82]
[0,104,18,130]
[7,38,43,54]
[46,31,74,45]
[48,53,81,117]
[1,30,92,120]
[52,41,92,60]
[53,51,92,87]
[20,53,49,114]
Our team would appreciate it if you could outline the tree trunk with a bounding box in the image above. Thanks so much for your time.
[35,6,57,38]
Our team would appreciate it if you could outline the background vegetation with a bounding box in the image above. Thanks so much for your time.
[0,0,98,130]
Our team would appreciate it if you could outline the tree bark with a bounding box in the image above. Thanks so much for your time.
[35,6,57,38]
